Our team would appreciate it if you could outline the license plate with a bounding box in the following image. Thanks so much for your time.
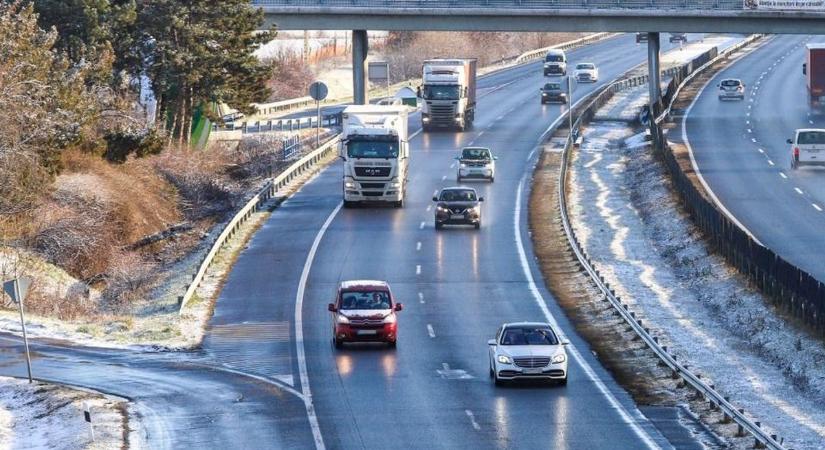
[450,214,464,220]
[523,368,542,374]
[356,329,377,336]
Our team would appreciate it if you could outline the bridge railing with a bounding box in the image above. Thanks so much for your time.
[252,0,746,10]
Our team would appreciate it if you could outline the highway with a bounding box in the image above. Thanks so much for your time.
[682,34,825,283]
[205,34,702,449]
[0,34,713,449]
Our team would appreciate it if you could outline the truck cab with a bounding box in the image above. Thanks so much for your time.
[420,58,477,131]
[543,49,567,76]
[340,105,410,207]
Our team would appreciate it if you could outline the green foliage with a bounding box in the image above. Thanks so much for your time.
[103,128,165,163]
[137,0,275,144]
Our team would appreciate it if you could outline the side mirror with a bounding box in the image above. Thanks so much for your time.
[454,156,461,160]
[416,86,422,97]
[479,197,485,202]
[716,83,720,87]
[493,156,499,160]
[394,303,404,312]
[787,138,793,144]
[561,339,570,346]
[327,303,337,312]
[487,339,497,346]
[432,196,438,202]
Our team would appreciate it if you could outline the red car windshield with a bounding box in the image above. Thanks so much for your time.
[340,290,391,310]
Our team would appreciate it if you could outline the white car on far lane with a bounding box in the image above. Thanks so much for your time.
[488,322,569,386]
[788,128,825,169]
[717,78,746,100]
[574,63,599,83]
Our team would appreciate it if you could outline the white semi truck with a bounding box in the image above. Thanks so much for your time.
[340,105,410,208]
[420,59,477,131]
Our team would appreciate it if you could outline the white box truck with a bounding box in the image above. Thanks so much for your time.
[341,105,410,208]
[420,59,477,131]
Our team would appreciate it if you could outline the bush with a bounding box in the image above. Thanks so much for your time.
[103,128,165,163]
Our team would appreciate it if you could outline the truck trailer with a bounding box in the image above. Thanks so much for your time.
[340,105,409,208]
[420,59,477,131]
[804,43,825,109]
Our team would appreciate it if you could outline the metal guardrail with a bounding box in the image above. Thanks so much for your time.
[554,40,785,450]
[215,113,342,134]
[252,0,746,10]
[514,32,618,64]
[178,136,341,312]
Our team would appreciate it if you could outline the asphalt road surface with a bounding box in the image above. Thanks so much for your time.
[0,34,725,449]
[682,34,825,283]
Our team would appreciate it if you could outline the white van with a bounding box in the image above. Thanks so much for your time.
[788,128,825,169]
[543,49,567,76]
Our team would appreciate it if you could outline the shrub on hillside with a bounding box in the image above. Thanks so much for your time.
[103,128,165,163]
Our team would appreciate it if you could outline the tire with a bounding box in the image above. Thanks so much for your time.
[387,340,397,349]
[494,372,504,387]
[490,176,495,183]
[435,222,442,230]
[394,199,403,208]
[334,338,343,349]
[558,377,568,386]
[457,175,462,182]
[474,222,481,230]
[489,365,495,379]
[343,200,354,209]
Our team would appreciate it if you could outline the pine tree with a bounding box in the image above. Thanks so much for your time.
[137,0,274,146]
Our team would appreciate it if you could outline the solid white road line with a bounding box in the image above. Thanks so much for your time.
[296,202,343,450]
[465,410,481,431]
[682,67,763,246]
[427,324,436,338]
[514,177,661,450]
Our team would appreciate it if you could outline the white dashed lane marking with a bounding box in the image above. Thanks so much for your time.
[427,324,436,338]
[465,410,481,431]
[795,187,804,195]
[420,221,426,229]
[416,241,422,251]
[416,265,422,275]
[418,292,425,304]
[780,172,788,179]
[768,160,774,166]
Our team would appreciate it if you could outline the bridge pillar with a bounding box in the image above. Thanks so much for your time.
[647,32,662,149]
[352,30,368,105]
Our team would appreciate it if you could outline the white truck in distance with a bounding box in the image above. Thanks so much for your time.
[420,59,477,131]
[341,105,410,208]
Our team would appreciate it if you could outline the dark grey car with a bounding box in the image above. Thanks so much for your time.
[540,82,567,104]
[433,187,484,230]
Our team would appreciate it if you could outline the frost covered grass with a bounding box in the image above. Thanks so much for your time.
[0,377,128,450]
[569,119,825,450]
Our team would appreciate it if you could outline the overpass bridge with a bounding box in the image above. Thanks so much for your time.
[253,0,825,133]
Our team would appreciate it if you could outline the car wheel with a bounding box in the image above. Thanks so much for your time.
[457,175,462,182]
[489,364,494,379]
[494,372,504,387]
[435,222,442,230]
[394,199,403,208]
[387,340,397,349]
[343,200,354,209]
[490,176,495,183]
[334,338,343,349]
[474,222,481,230]
[558,377,568,386]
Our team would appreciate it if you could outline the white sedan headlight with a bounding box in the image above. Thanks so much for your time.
[497,355,512,364]
[336,314,350,324]
[552,354,566,364]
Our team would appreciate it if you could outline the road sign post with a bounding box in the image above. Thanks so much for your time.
[84,402,95,442]
[308,81,329,148]
[567,76,575,143]
[4,277,33,383]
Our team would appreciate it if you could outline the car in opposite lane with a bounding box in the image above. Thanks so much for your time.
[433,187,484,230]
[788,128,825,170]
[489,322,569,386]
[669,33,688,43]
[717,78,746,100]
[328,280,403,349]
[574,63,599,83]
[540,82,567,104]
[456,147,497,182]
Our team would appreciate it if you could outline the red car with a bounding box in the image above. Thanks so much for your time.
[328,280,403,349]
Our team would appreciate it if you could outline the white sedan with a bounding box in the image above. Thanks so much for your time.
[574,63,599,83]
[488,322,569,386]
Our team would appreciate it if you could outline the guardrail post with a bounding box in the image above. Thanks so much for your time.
[737,410,746,436]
